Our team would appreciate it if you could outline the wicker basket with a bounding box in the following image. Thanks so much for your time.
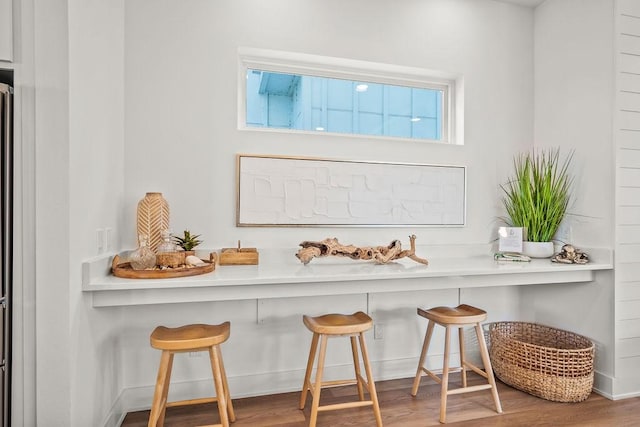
[488,321,594,402]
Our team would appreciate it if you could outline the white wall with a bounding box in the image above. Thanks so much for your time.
[54,0,537,425]
[32,0,72,423]
[532,0,615,394]
[104,0,533,424]
[534,0,615,247]
[123,0,533,250]
[28,0,626,424]
[68,0,127,425]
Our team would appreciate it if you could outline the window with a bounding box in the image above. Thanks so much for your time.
[239,48,462,144]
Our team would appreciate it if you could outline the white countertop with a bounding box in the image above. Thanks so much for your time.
[82,246,613,307]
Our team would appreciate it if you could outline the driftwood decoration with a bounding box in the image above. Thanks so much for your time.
[296,234,428,266]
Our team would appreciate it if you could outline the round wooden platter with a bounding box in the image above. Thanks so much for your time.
[111,252,217,279]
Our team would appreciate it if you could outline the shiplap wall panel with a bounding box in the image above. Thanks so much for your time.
[619,110,640,129]
[619,90,640,111]
[618,207,640,225]
[617,1,640,371]
[618,148,640,166]
[614,358,640,384]
[617,318,640,339]
[620,34,640,55]
[619,187,640,205]
[617,243,640,262]
[619,72,640,93]
[620,15,640,35]
[617,226,640,243]
[616,261,640,281]
[620,0,640,16]
[618,337,640,358]
[620,54,640,72]
[617,282,640,300]
[618,167,640,186]
[618,130,640,148]
[618,300,640,320]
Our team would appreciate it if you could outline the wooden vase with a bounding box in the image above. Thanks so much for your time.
[136,192,170,252]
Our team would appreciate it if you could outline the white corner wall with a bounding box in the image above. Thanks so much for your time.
[534,0,615,248]
[68,0,127,425]
[532,0,616,396]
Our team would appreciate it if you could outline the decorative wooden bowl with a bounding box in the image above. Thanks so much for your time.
[112,252,217,279]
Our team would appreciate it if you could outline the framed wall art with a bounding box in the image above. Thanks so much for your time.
[236,154,466,227]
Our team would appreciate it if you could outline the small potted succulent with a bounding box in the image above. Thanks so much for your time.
[172,230,203,257]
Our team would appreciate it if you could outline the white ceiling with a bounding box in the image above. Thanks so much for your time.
[496,0,546,7]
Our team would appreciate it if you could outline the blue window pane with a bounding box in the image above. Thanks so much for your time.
[245,69,445,142]
[388,115,412,138]
[387,86,412,116]
[357,83,383,114]
[327,110,353,133]
[359,112,383,135]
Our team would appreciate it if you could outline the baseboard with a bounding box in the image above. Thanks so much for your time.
[592,370,614,399]
[106,349,493,427]
[107,354,443,427]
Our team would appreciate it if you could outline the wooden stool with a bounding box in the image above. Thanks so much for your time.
[148,322,236,427]
[411,304,502,423]
[299,311,383,427]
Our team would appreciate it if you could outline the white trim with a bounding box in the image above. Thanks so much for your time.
[107,354,447,427]
[237,47,463,144]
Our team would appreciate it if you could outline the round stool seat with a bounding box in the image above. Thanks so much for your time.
[303,311,372,335]
[418,304,487,325]
[150,322,230,351]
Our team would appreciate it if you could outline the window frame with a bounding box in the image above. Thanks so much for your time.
[238,47,463,145]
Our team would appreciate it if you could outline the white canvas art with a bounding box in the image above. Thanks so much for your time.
[237,155,466,226]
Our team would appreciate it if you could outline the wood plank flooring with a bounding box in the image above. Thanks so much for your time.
[122,375,640,426]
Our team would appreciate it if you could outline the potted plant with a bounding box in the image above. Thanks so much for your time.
[501,148,573,258]
[172,230,203,257]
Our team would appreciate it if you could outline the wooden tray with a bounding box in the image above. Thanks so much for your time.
[111,252,217,279]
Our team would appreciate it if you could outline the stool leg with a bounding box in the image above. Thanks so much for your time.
[459,327,467,388]
[358,332,383,427]
[309,334,328,427]
[209,346,230,427]
[299,332,319,410]
[475,323,503,414]
[148,351,173,427]
[440,326,451,424]
[412,320,435,396]
[217,345,236,422]
[350,335,365,401]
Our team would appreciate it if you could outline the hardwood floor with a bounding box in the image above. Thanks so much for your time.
[122,375,640,426]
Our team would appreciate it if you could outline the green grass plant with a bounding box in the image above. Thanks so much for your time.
[501,149,573,242]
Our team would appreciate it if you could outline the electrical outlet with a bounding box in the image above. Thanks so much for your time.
[96,228,104,252]
[374,324,384,340]
[105,227,113,251]
[188,351,202,358]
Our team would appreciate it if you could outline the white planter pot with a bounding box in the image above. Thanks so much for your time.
[522,241,555,258]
